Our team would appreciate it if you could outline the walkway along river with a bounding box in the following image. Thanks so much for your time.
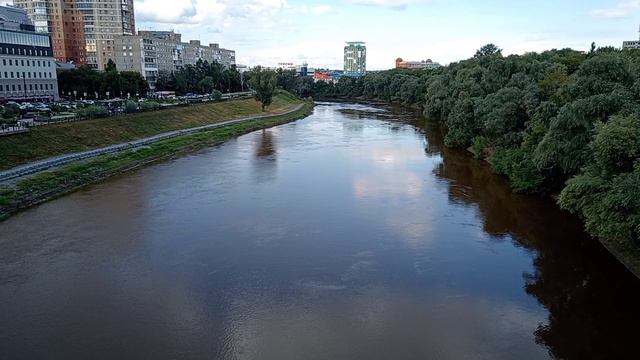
[1,102,639,359]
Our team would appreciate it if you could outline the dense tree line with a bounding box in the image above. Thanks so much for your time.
[298,44,640,247]
[57,60,149,99]
[155,60,244,95]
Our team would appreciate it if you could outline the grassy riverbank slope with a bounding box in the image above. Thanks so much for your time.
[0,100,314,220]
[0,93,300,171]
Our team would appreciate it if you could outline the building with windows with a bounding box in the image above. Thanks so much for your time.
[0,5,59,101]
[181,40,236,69]
[344,41,366,75]
[15,0,135,69]
[13,0,86,64]
[395,57,442,70]
[623,26,640,49]
[113,34,158,89]
[113,31,236,90]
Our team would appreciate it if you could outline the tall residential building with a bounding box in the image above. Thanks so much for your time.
[0,5,59,100]
[77,0,135,69]
[623,25,640,49]
[13,0,86,64]
[344,41,366,75]
[15,0,135,69]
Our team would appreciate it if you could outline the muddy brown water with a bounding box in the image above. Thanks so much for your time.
[1,102,639,359]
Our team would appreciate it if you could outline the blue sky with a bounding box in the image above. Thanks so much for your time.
[5,0,640,69]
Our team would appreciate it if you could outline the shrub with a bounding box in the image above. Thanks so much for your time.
[76,105,108,119]
[124,100,138,113]
[211,90,222,101]
[139,101,160,111]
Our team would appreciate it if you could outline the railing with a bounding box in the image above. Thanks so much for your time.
[0,123,30,137]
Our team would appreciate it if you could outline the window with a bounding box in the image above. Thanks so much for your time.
[0,85,3,92]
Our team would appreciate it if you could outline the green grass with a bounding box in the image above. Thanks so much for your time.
[0,101,314,221]
[0,94,299,171]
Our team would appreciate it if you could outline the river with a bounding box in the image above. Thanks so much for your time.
[1,102,639,359]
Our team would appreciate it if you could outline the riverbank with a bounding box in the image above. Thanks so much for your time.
[0,100,314,221]
[328,96,640,278]
[0,93,300,171]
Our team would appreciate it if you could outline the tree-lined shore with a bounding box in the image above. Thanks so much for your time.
[284,44,640,265]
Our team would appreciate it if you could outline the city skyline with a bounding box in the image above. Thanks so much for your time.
[2,0,640,69]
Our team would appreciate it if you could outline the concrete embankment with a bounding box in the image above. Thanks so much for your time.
[0,101,314,221]
[0,104,304,183]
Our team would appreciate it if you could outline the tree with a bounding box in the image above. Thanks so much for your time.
[155,71,176,91]
[475,43,502,58]
[105,59,117,72]
[248,67,277,111]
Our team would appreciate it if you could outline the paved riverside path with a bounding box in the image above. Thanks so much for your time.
[0,103,305,183]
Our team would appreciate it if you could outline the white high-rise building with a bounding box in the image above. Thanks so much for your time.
[344,41,366,75]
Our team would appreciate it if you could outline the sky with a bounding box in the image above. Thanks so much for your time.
[3,0,640,69]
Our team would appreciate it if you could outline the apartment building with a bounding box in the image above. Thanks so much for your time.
[0,5,59,101]
[13,0,85,63]
[114,31,236,89]
[113,34,158,88]
[15,0,135,69]
[344,41,366,75]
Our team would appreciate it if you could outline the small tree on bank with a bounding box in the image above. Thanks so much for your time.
[248,67,277,111]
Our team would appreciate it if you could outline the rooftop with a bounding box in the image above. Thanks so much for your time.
[0,5,33,30]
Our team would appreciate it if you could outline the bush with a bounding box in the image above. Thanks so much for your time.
[139,101,160,111]
[2,104,21,119]
[76,105,108,119]
[471,136,490,160]
[492,147,547,193]
[211,90,222,101]
[124,100,138,113]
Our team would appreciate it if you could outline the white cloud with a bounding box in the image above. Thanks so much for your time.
[345,0,422,10]
[134,0,288,25]
[590,0,640,18]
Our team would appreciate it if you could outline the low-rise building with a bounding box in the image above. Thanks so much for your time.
[395,57,442,70]
[0,5,59,101]
[623,27,640,49]
[114,31,236,90]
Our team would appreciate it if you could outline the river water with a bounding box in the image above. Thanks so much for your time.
[1,102,639,359]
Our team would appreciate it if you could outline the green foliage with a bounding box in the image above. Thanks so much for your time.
[139,101,160,112]
[105,59,117,72]
[471,136,490,160]
[166,60,243,95]
[492,147,547,193]
[2,104,21,120]
[211,89,223,101]
[124,101,138,113]
[560,165,640,243]
[57,65,149,99]
[284,43,640,247]
[76,105,108,119]
[248,67,277,111]
[592,115,640,178]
